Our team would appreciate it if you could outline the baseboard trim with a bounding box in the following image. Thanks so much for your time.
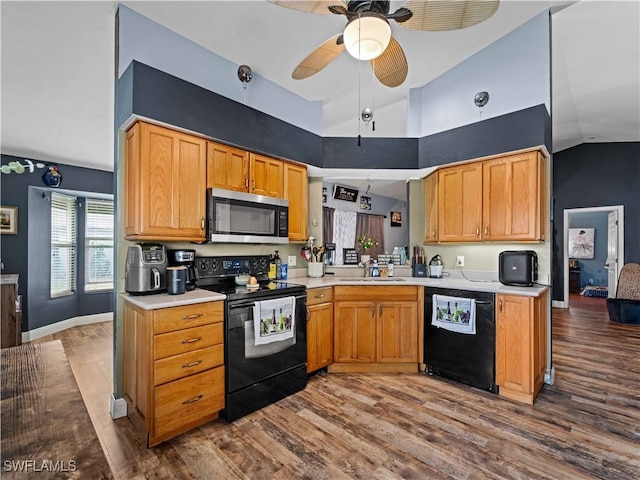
[22,312,113,343]
[552,300,568,309]
[110,394,128,419]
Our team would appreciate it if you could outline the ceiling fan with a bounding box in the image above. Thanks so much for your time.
[269,1,500,87]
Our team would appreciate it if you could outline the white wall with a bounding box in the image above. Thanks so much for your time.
[408,11,550,137]
[117,5,323,136]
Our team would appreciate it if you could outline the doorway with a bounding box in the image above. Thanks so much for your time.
[562,205,624,309]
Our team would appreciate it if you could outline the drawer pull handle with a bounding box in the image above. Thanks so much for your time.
[181,337,202,344]
[314,294,326,298]
[181,313,203,320]
[182,360,203,368]
[182,394,203,405]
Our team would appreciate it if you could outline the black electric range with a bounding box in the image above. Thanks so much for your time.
[194,255,307,422]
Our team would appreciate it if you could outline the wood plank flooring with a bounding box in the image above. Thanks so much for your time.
[33,303,639,479]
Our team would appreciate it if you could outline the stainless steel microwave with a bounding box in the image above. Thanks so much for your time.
[207,188,289,244]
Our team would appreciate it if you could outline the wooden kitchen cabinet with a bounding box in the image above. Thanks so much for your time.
[124,300,225,447]
[1,276,21,348]
[437,162,483,242]
[306,287,334,373]
[423,172,438,243]
[284,161,308,241]
[482,151,545,241]
[125,121,207,242]
[427,148,546,243]
[495,291,547,405]
[331,286,421,372]
[206,141,250,192]
[377,301,418,363]
[250,153,283,198]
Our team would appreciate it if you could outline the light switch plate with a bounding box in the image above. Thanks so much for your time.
[288,255,296,266]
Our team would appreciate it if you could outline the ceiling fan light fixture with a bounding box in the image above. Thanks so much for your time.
[343,12,391,61]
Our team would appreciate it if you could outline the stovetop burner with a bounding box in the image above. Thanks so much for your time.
[195,255,305,301]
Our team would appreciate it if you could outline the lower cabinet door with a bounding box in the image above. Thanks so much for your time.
[377,301,418,362]
[334,302,376,362]
[307,302,333,372]
[154,367,224,438]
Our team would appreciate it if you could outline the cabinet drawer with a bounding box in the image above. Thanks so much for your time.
[154,323,223,360]
[154,344,224,386]
[153,302,223,334]
[154,367,225,438]
[307,287,333,306]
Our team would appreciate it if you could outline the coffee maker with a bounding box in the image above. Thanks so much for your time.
[167,249,197,291]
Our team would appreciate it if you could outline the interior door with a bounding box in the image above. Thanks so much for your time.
[605,211,619,298]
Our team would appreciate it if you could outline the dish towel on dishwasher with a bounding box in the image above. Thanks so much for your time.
[253,296,296,345]
[432,294,476,334]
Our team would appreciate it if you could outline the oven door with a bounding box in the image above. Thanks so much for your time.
[226,293,306,394]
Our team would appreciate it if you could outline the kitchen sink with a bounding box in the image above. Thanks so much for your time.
[338,277,406,282]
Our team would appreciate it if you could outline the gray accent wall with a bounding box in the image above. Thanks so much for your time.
[0,154,113,331]
[552,142,640,301]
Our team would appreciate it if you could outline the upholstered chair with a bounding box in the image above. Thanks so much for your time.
[607,263,640,325]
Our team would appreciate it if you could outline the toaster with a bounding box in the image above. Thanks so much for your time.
[499,250,538,287]
[125,243,167,295]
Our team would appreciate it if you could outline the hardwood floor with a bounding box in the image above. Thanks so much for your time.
[34,303,639,479]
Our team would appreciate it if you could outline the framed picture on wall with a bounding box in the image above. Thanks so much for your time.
[360,196,371,210]
[0,206,18,235]
[568,228,595,259]
[391,211,402,227]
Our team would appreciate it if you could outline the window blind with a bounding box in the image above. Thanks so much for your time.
[51,192,77,297]
[85,198,114,291]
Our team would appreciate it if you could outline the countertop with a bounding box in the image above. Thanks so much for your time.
[287,275,548,297]
[121,273,548,310]
[122,288,225,310]
[1,274,19,286]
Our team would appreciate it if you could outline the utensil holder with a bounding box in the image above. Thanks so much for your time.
[308,262,323,278]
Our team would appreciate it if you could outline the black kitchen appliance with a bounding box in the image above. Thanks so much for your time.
[195,255,307,422]
[499,250,538,286]
[167,249,197,291]
[424,287,497,393]
[125,243,167,295]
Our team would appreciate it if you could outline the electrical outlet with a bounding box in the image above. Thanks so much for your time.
[456,256,465,267]
[288,255,296,267]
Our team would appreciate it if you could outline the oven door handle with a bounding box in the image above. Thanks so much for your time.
[229,302,256,309]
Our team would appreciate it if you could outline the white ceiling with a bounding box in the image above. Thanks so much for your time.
[1,1,639,201]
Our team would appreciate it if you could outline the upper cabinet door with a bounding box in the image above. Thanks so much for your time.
[125,122,206,242]
[483,152,544,241]
[206,141,249,192]
[437,163,483,242]
[283,162,308,241]
[250,153,283,198]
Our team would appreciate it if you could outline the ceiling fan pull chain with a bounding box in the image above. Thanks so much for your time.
[357,10,362,146]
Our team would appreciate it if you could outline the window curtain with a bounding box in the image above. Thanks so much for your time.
[323,207,334,244]
[332,210,357,265]
[355,213,385,259]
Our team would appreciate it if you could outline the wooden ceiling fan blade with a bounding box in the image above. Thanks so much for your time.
[400,0,499,31]
[268,1,348,15]
[292,34,346,79]
[371,36,407,88]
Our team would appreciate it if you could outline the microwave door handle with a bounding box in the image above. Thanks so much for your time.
[151,268,160,289]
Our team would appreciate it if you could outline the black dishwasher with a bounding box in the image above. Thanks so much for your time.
[424,287,497,393]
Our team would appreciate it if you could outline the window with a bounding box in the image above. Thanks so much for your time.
[85,198,114,291]
[51,192,77,297]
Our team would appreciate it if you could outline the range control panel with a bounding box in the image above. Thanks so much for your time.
[195,255,270,280]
